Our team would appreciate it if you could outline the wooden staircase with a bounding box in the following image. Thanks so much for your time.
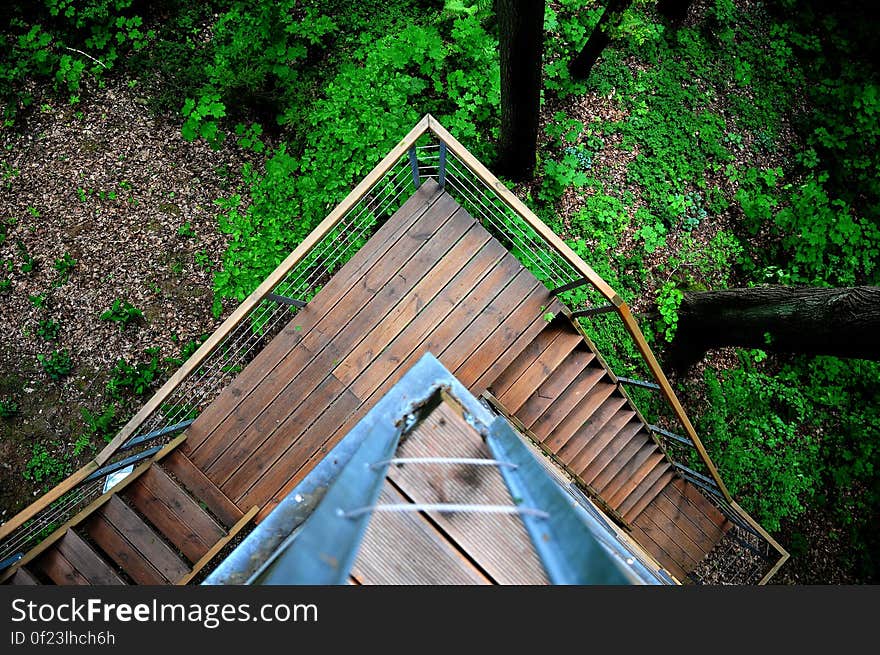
[2,437,256,586]
[485,315,731,582]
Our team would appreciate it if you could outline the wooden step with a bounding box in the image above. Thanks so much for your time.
[496,330,584,413]
[31,547,89,585]
[668,478,729,539]
[529,366,606,438]
[542,381,617,453]
[556,398,631,464]
[8,567,40,585]
[161,450,244,529]
[124,466,226,563]
[488,323,559,398]
[577,419,644,483]
[614,458,671,518]
[516,349,595,427]
[85,495,189,585]
[51,530,127,585]
[605,448,666,509]
[621,469,676,524]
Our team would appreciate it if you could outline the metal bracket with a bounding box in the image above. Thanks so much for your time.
[408,146,421,189]
[571,304,616,319]
[616,376,661,391]
[649,424,694,448]
[120,418,195,451]
[266,293,307,308]
[549,277,589,296]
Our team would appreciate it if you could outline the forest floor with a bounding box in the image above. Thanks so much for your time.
[0,78,253,521]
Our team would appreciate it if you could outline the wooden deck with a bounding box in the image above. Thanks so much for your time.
[181,178,564,521]
[4,178,734,584]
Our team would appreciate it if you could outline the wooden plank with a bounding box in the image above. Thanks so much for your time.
[183,182,444,456]
[176,506,258,585]
[98,495,189,583]
[605,449,666,508]
[124,466,225,563]
[54,530,126,585]
[542,382,617,453]
[664,481,727,541]
[237,387,361,511]
[349,238,510,401]
[583,422,651,487]
[440,271,540,376]
[621,470,676,524]
[515,349,594,428]
[0,434,186,584]
[498,329,583,414]
[628,522,689,583]
[529,365,606,438]
[334,216,485,386]
[572,413,640,481]
[188,189,457,466]
[637,503,704,568]
[671,477,729,531]
[219,375,350,495]
[386,402,548,585]
[426,115,622,304]
[651,486,720,554]
[97,117,432,466]
[84,515,167,585]
[487,323,558,399]
[352,482,492,585]
[555,396,629,462]
[161,450,243,528]
[33,547,90,585]
[9,568,40,585]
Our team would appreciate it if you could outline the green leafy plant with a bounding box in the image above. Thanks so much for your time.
[0,397,19,419]
[38,348,73,380]
[106,348,160,397]
[53,252,77,285]
[655,281,683,342]
[36,318,61,341]
[100,298,143,330]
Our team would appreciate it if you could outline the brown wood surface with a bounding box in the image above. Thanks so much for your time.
[635,505,702,570]
[96,496,189,583]
[487,323,558,398]
[33,547,90,585]
[556,395,629,462]
[161,450,243,528]
[54,530,126,585]
[620,470,676,523]
[515,349,594,427]
[605,449,665,507]
[628,522,689,582]
[498,329,583,413]
[576,418,642,483]
[85,514,168,585]
[176,506,258,585]
[352,482,492,585]
[124,466,225,563]
[542,381,617,453]
[9,568,40,585]
[529,366,606,438]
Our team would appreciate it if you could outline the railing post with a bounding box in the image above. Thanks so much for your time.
[438,142,447,188]
[408,146,421,189]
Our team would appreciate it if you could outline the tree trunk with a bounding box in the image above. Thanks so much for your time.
[670,285,880,363]
[569,0,631,80]
[496,0,545,180]
[656,0,692,25]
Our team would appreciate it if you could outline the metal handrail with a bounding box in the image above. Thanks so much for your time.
[0,114,788,582]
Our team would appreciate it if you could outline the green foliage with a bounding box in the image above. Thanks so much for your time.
[100,298,143,330]
[38,348,73,380]
[106,348,160,397]
[52,252,76,285]
[36,318,61,341]
[654,281,683,342]
[24,443,68,485]
[78,404,117,454]
[0,397,19,419]
[177,221,195,238]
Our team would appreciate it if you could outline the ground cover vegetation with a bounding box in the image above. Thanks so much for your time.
[0,0,877,581]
